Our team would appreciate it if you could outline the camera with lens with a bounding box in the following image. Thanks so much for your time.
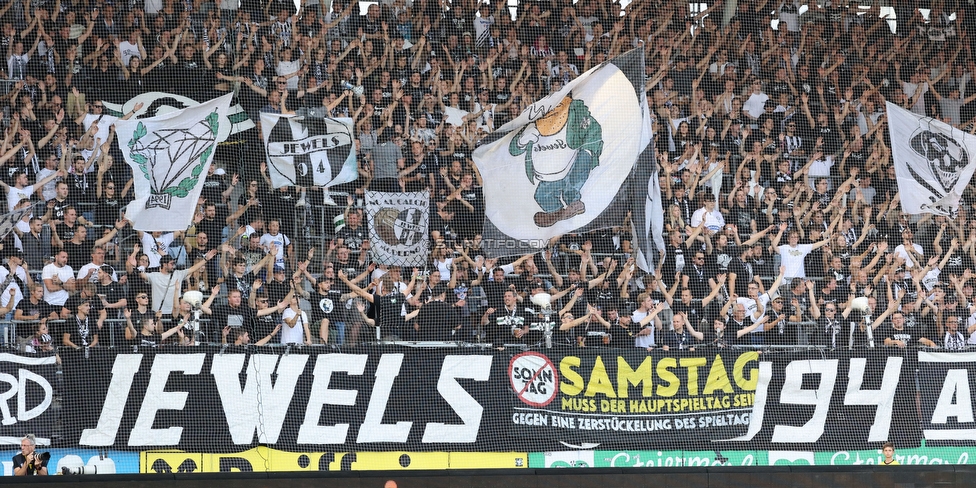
[37,452,51,461]
[61,465,94,475]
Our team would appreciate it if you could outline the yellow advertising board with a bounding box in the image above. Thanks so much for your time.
[141,448,527,473]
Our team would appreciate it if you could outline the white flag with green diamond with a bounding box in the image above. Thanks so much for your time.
[118,93,232,231]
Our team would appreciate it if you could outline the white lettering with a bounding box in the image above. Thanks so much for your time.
[357,354,411,443]
[18,369,52,422]
[845,357,901,442]
[297,354,367,444]
[79,354,143,446]
[932,369,974,424]
[129,354,205,446]
[211,354,309,444]
[771,359,838,443]
[422,355,491,443]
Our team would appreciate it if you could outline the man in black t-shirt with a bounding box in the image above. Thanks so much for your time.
[13,435,48,476]
[415,285,461,341]
[481,290,531,346]
[659,312,704,351]
[202,288,256,342]
[881,310,938,349]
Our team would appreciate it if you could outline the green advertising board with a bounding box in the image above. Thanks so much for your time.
[529,445,976,468]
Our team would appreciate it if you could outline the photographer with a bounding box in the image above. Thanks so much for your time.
[13,435,48,476]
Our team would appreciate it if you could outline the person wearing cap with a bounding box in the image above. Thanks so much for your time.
[1,248,32,307]
[279,288,312,345]
[94,263,126,319]
[200,164,233,203]
[135,249,217,316]
[264,263,294,305]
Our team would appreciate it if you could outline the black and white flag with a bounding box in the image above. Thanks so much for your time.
[260,113,358,190]
[366,191,429,267]
[887,102,976,217]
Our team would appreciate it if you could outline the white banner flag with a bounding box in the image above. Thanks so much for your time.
[365,191,429,266]
[471,49,652,256]
[118,93,232,231]
[887,101,976,216]
[260,113,358,189]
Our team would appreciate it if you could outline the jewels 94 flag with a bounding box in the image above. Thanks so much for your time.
[365,191,429,267]
[887,101,976,217]
[472,48,653,257]
[260,112,358,190]
[118,93,232,231]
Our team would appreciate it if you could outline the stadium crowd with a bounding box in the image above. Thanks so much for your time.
[1,0,976,352]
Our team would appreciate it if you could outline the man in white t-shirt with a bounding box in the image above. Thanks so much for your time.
[690,196,725,235]
[631,293,664,348]
[77,101,143,163]
[281,293,312,345]
[893,228,925,275]
[118,30,145,66]
[742,78,770,120]
[42,250,76,306]
[35,151,62,202]
[2,169,64,213]
[771,222,830,279]
[474,4,495,46]
[260,219,292,268]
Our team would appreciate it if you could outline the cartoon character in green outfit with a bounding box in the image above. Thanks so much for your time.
[509,94,604,227]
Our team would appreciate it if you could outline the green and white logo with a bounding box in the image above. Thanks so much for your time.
[128,112,219,210]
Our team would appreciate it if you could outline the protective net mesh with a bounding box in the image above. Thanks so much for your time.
[1,0,976,476]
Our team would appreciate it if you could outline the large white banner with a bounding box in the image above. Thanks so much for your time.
[472,48,652,257]
[260,113,358,189]
[118,93,232,231]
[887,101,976,217]
[365,191,429,266]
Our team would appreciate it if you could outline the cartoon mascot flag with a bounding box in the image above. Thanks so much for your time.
[473,48,653,258]
[510,95,604,228]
